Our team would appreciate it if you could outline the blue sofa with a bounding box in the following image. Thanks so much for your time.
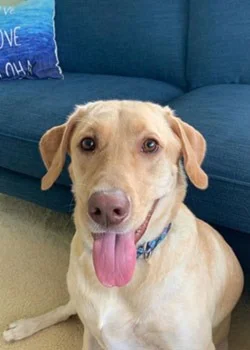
[0,1,249,267]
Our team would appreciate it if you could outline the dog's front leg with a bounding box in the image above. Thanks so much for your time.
[3,301,76,343]
[83,328,104,350]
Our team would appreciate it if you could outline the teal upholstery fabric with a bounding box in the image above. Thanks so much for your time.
[169,85,250,233]
[0,167,73,213]
[0,73,183,186]
[55,0,188,88]
[187,0,250,89]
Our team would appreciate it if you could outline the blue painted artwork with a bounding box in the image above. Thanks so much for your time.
[0,0,63,80]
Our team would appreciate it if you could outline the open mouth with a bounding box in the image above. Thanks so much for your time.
[92,200,158,288]
[134,199,159,244]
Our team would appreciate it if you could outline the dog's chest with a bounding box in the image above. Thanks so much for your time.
[75,282,170,350]
[69,258,185,350]
[73,269,139,348]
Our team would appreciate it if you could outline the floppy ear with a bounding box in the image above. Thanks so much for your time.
[39,111,79,191]
[165,107,208,190]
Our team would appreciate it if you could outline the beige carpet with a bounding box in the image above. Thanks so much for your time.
[0,194,249,350]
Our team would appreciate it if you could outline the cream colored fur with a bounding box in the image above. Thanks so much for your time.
[3,101,244,350]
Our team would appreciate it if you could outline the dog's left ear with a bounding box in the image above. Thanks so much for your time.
[165,107,208,190]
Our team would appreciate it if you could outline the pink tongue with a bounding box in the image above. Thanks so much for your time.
[93,232,136,287]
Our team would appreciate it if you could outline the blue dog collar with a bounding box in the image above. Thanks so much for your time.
[136,223,171,260]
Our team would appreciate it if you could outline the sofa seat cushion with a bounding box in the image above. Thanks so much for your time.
[0,72,183,187]
[0,167,73,213]
[169,85,250,234]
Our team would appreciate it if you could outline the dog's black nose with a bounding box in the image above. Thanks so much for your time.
[88,190,130,227]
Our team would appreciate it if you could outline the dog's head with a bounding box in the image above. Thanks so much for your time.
[40,101,208,287]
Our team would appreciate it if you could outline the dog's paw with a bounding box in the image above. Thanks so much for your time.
[3,319,35,342]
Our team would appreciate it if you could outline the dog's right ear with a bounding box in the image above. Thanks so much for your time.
[39,109,81,191]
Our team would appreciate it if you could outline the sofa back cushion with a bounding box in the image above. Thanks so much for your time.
[187,0,250,89]
[55,0,188,88]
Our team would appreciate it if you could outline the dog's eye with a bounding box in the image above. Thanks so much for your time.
[80,137,96,151]
[142,139,159,153]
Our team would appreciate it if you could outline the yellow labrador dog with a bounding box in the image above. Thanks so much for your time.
[3,101,243,350]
